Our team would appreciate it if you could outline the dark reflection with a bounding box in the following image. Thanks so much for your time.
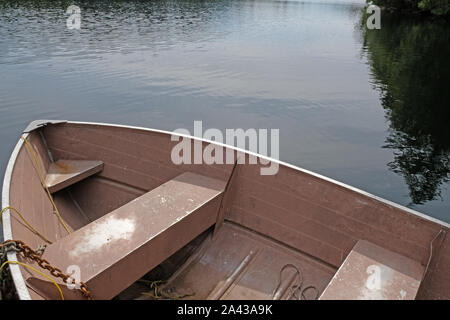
[361,13,450,205]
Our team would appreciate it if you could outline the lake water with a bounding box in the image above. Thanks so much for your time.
[1,0,449,222]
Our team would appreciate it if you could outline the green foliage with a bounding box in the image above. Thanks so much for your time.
[371,0,450,16]
[418,0,450,15]
[361,13,450,204]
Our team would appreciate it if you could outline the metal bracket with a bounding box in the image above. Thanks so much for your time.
[23,120,67,133]
[212,158,240,239]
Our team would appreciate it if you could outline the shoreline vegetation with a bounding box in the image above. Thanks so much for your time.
[369,0,450,17]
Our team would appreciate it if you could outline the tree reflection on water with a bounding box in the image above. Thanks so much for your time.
[361,12,450,205]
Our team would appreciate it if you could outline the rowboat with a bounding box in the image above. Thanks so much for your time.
[1,120,448,300]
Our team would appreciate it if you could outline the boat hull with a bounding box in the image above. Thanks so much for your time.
[2,121,449,300]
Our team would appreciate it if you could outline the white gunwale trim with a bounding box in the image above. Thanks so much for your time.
[1,132,32,300]
[2,120,449,300]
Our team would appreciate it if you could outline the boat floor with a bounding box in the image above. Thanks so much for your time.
[118,222,336,300]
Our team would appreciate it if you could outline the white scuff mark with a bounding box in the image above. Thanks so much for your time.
[70,215,136,258]
[140,199,151,208]
[356,198,369,206]
[399,289,407,299]
[359,287,385,300]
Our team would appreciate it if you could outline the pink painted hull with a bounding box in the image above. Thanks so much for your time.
[2,121,449,300]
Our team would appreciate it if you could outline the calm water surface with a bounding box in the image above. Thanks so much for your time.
[1,0,449,222]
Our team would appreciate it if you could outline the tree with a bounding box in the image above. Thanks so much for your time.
[370,0,450,16]
[418,0,450,15]
[361,13,450,204]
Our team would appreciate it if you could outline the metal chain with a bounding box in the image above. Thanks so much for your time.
[36,244,47,256]
[1,240,92,300]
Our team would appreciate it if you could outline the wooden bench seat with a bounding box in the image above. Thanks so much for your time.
[29,172,227,299]
[319,240,425,300]
[44,159,104,193]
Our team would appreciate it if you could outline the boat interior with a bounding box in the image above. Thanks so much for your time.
[2,121,449,300]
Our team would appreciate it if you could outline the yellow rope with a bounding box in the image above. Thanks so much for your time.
[21,136,71,234]
[0,207,52,244]
[0,260,64,300]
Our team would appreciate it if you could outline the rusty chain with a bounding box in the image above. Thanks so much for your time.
[1,240,92,300]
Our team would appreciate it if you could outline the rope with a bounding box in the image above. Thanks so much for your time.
[272,263,319,300]
[0,260,64,300]
[21,136,71,234]
[139,280,195,300]
[0,207,52,244]
[1,240,93,300]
